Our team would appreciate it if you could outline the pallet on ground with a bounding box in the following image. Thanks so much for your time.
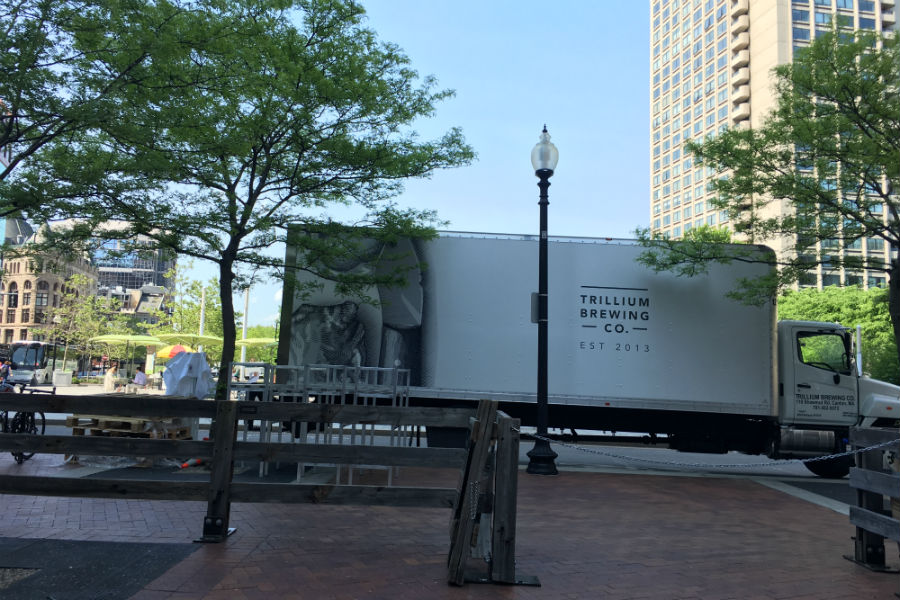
[69,425,191,439]
[66,415,180,432]
[65,415,189,441]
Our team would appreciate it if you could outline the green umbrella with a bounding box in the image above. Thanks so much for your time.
[89,335,167,377]
[90,334,168,347]
[235,337,278,347]
[157,332,224,346]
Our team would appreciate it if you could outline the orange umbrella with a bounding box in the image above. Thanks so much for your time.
[156,344,193,360]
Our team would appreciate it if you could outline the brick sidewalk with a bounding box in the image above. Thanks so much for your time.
[0,455,897,600]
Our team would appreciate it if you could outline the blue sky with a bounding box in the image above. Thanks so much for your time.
[191,0,651,326]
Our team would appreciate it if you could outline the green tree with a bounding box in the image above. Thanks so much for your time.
[38,273,130,368]
[0,0,211,214]
[640,29,900,366]
[778,286,897,384]
[11,1,474,397]
[145,264,226,364]
[239,324,278,364]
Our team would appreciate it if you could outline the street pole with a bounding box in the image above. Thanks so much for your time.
[527,126,559,476]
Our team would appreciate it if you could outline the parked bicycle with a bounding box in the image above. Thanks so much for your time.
[0,381,46,464]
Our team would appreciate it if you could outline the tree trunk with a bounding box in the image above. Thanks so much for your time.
[888,260,900,374]
[217,258,237,402]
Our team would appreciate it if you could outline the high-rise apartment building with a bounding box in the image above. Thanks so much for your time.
[649,0,897,287]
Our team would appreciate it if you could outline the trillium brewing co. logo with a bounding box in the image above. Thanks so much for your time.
[578,286,650,334]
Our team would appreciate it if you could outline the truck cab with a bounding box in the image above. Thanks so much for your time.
[776,320,900,475]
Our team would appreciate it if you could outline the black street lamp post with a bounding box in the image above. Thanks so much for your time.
[526,125,559,476]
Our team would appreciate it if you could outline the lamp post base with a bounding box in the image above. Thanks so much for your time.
[526,439,558,475]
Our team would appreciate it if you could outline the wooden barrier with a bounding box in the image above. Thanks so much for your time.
[0,393,528,585]
[847,426,900,577]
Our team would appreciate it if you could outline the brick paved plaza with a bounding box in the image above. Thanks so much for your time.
[0,451,897,599]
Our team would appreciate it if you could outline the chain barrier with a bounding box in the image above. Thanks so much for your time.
[520,432,900,471]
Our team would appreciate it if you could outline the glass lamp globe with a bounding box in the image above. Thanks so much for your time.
[530,125,559,174]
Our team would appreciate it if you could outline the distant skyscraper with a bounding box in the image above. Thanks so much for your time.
[649,0,897,288]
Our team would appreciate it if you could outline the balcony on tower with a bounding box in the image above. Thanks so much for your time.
[731,49,750,69]
[732,85,750,103]
[731,31,750,51]
[731,0,749,18]
[732,67,750,85]
[732,102,750,124]
[732,14,749,34]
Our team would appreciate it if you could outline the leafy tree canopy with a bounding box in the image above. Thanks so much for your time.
[5,0,474,396]
[1,0,209,211]
[778,286,897,384]
[639,28,900,367]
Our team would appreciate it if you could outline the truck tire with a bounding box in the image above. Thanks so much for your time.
[803,455,851,479]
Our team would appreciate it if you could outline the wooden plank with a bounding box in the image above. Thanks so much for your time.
[491,414,520,584]
[850,506,900,542]
[448,406,483,554]
[0,475,208,501]
[0,434,211,459]
[853,446,890,567]
[849,427,900,449]
[200,400,239,542]
[235,402,474,428]
[229,482,457,508]
[448,400,498,586]
[232,442,466,468]
[849,467,900,498]
[0,394,215,419]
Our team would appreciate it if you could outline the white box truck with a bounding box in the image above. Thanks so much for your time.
[279,232,900,477]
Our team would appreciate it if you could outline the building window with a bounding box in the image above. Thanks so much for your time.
[793,27,811,41]
[35,292,48,307]
[21,309,29,323]
[6,310,14,323]
[867,238,885,251]
[22,292,31,306]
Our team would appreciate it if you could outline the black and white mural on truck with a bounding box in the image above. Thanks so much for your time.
[282,235,425,384]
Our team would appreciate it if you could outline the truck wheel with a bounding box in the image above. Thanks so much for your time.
[803,455,851,478]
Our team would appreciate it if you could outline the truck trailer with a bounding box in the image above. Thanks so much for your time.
[278,232,900,477]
